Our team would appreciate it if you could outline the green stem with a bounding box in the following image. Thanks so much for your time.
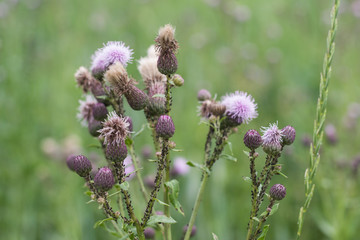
[184,172,209,240]
[252,200,275,240]
[164,74,172,240]
[296,0,340,239]
[129,142,149,202]
[246,150,258,240]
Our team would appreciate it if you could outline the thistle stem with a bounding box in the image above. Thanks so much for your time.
[296,0,340,239]
[252,199,275,240]
[246,150,258,240]
[164,74,173,240]
[128,141,149,202]
[184,172,209,240]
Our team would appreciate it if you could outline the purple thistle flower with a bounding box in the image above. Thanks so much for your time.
[92,102,108,121]
[66,154,77,171]
[281,125,296,145]
[124,156,135,180]
[156,115,175,139]
[269,184,286,200]
[171,157,190,177]
[91,41,133,77]
[77,95,97,126]
[98,111,130,145]
[261,122,283,155]
[221,91,258,124]
[105,141,128,163]
[197,89,211,101]
[73,155,92,177]
[244,129,263,150]
[94,167,115,192]
[197,100,213,119]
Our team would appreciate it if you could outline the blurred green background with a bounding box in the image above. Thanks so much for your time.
[1,0,360,239]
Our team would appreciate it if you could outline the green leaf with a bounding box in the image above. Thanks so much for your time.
[165,180,185,216]
[228,141,233,155]
[186,161,210,174]
[270,203,279,216]
[242,176,252,184]
[133,124,146,138]
[93,217,114,228]
[94,95,108,100]
[84,190,93,197]
[221,154,238,162]
[212,233,219,240]
[171,148,183,152]
[147,215,176,226]
[120,182,129,191]
[155,198,170,207]
[152,93,165,98]
[257,225,270,240]
[125,137,133,146]
[252,217,260,222]
[88,144,102,149]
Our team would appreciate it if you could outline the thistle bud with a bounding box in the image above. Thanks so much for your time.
[148,82,166,115]
[66,154,76,171]
[157,51,178,75]
[92,103,108,121]
[197,89,211,101]
[183,225,197,238]
[269,184,286,200]
[105,141,128,163]
[88,119,102,137]
[281,125,296,145]
[156,115,175,139]
[73,155,92,177]
[244,129,262,150]
[124,84,148,111]
[209,102,226,117]
[262,141,282,156]
[94,167,115,192]
[172,74,184,87]
[144,228,156,239]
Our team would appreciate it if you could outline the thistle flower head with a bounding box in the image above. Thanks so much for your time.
[66,154,76,171]
[147,81,166,115]
[244,129,263,150]
[269,184,286,200]
[94,167,115,192]
[124,84,148,111]
[72,155,92,177]
[197,100,213,119]
[91,41,133,77]
[155,24,178,53]
[98,111,130,145]
[77,95,97,126]
[197,89,211,101]
[88,119,102,137]
[92,102,108,121]
[171,157,190,177]
[156,115,175,139]
[157,51,178,75]
[105,62,129,94]
[105,141,128,163]
[281,125,296,145]
[74,66,94,93]
[144,228,156,239]
[261,122,283,155]
[221,91,258,124]
[124,156,135,180]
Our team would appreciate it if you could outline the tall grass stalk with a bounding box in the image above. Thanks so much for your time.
[296,0,340,239]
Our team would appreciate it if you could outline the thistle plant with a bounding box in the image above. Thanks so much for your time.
[66,3,340,235]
